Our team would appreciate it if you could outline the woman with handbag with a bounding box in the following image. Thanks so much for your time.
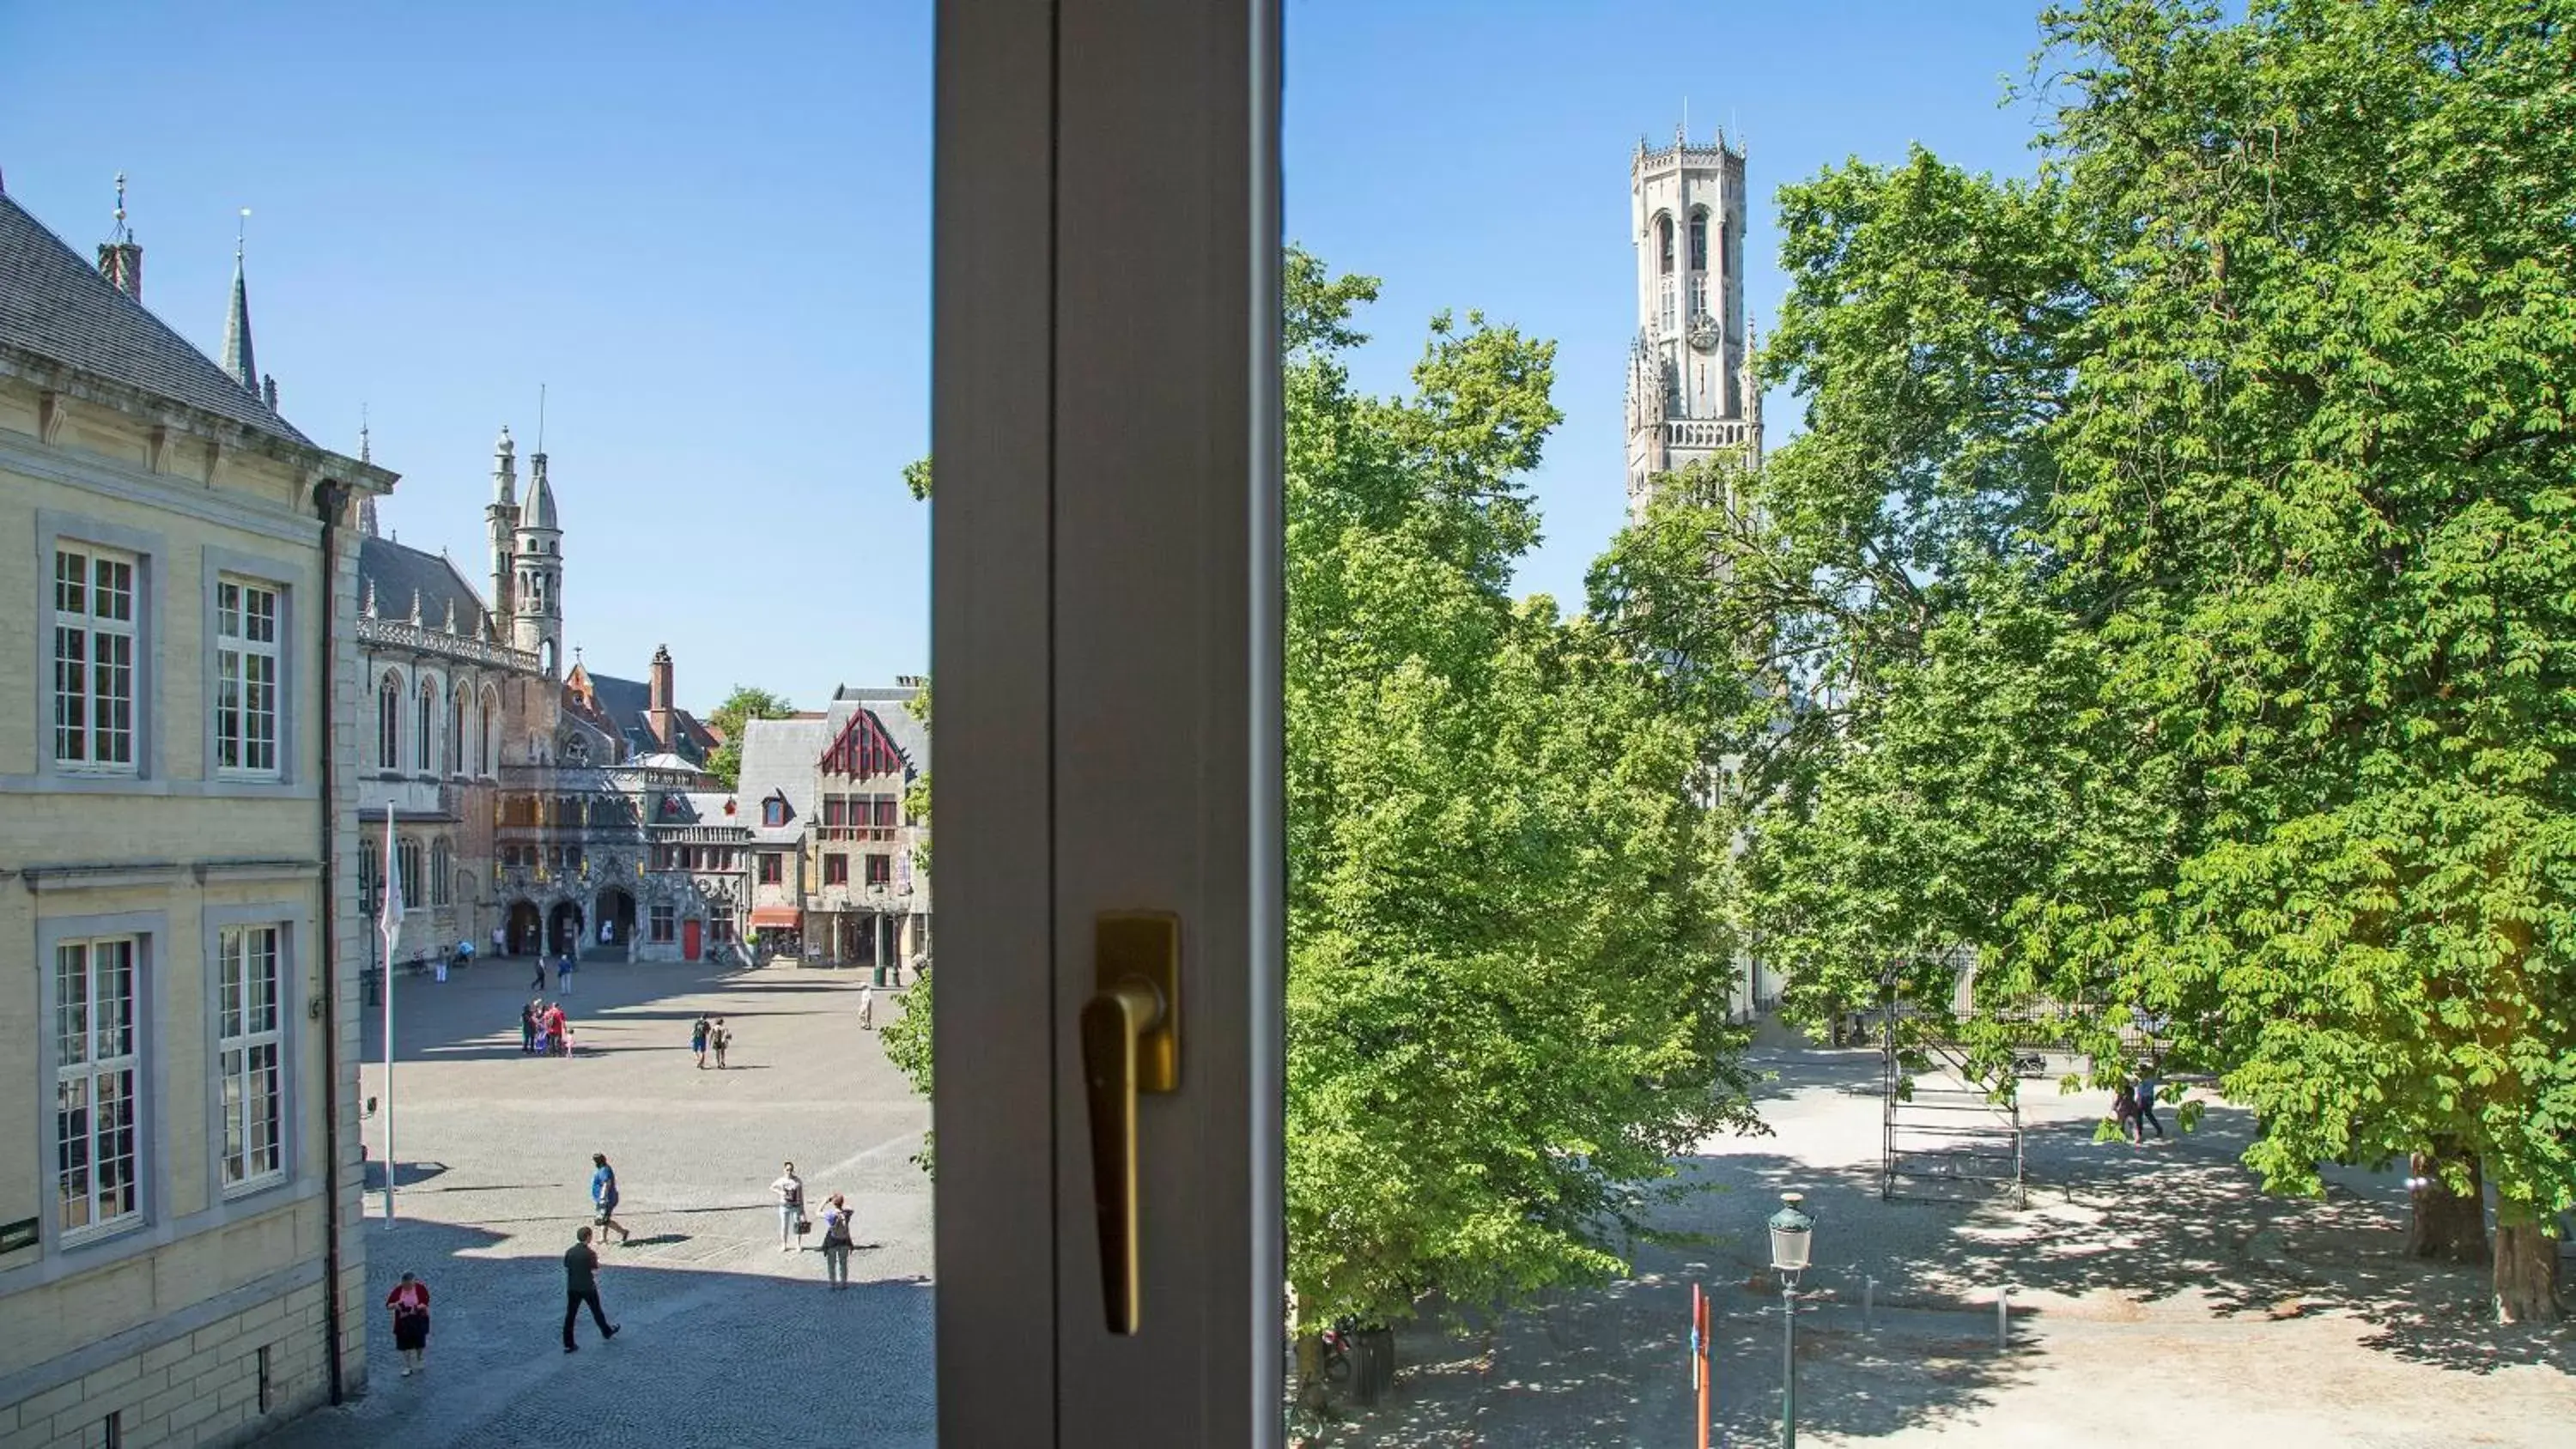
[386,1271,432,1377]
[770,1161,806,1252]
[818,1192,856,1289]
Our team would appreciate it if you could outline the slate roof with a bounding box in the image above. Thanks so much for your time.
[0,191,313,446]
[571,670,717,766]
[734,714,833,845]
[356,536,496,640]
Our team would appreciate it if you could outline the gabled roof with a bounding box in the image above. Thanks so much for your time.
[0,192,312,446]
[734,714,832,844]
[357,536,496,640]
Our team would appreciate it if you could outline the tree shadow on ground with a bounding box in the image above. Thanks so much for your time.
[1306,1046,2569,1446]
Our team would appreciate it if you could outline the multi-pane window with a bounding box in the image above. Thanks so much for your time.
[377,672,402,770]
[216,925,284,1191]
[650,904,676,943]
[1688,209,1708,271]
[759,854,784,885]
[359,841,381,917]
[397,836,422,908]
[824,853,849,886]
[52,545,138,772]
[415,678,438,773]
[866,854,892,888]
[1657,278,1675,335]
[1689,275,1710,320]
[430,840,453,906]
[56,937,142,1235]
[710,916,735,945]
[823,794,900,840]
[215,578,281,778]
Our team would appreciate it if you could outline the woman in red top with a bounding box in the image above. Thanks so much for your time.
[386,1271,432,1376]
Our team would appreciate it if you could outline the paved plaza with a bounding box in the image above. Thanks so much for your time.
[1316,1040,2576,1447]
[252,957,933,1449]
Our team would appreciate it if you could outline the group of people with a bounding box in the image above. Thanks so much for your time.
[690,1014,734,1068]
[528,951,579,993]
[520,998,575,1057]
[2111,1070,2168,1145]
[769,1160,864,1288]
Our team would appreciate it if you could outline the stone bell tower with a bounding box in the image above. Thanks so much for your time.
[1624,122,1761,520]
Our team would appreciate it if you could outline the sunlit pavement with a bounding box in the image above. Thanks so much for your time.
[252,957,932,1449]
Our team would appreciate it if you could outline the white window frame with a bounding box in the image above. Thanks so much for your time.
[34,512,162,787]
[934,3,1280,1441]
[52,543,141,774]
[215,924,287,1194]
[55,935,145,1240]
[213,574,283,779]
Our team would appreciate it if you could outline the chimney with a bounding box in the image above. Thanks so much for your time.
[648,644,675,748]
[262,375,278,411]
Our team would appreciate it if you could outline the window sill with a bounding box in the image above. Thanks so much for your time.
[221,1173,292,1205]
[56,1217,147,1253]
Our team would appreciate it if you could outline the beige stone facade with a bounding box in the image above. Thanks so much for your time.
[1,194,386,1448]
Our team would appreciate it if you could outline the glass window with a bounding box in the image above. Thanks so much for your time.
[56,937,142,1235]
[825,853,849,886]
[431,840,453,905]
[650,904,676,943]
[1688,209,1708,270]
[215,577,282,779]
[759,854,783,885]
[1657,213,1674,275]
[866,854,892,888]
[398,836,422,908]
[377,672,403,771]
[416,678,439,773]
[52,545,138,773]
[216,925,285,1192]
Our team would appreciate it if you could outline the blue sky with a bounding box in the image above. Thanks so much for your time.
[2,1,2050,711]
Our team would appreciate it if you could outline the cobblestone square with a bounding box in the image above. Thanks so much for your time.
[252,957,933,1449]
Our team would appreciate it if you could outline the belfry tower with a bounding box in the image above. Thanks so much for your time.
[1624,123,1762,520]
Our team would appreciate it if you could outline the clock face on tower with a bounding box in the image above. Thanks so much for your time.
[1686,314,1720,354]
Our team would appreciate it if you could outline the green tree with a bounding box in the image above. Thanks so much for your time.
[1717,0,2576,1320]
[885,464,935,1173]
[706,686,797,789]
[1283,248,1761,1374]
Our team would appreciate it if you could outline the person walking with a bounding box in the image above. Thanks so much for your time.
[493,924,507,960]
[711,1016,731,1070]
[690,1015,712,1070]
[557,951,574,993]
[2134,1068,2166,1142]
[771,1161,806,1252]
[386,1271,432,1376]
[818,1192,855,1289]
[590,1153,633,1244]
[859,981,877,1032]
[562,1227,619,1352]
[530,951,547,992]
[2112,1080,2143,1146]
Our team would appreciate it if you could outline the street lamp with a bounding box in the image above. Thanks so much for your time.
[1767,1191,1815,1449]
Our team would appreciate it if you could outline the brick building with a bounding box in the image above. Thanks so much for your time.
[0,185,387,1447]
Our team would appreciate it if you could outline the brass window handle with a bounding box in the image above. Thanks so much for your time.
[1082,912,1181,1336]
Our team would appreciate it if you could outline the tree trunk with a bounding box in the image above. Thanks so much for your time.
[2405,1144,2488,1264]
[2489,1193,2562,1325]
[1294,1331,1329,1415]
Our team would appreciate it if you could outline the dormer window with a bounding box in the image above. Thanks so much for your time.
[762,796,788,828]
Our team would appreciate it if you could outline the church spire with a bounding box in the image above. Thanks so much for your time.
[222,209,258,395]
[357,407,380,537]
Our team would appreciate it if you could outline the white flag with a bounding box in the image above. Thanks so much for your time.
[380,801,403,960]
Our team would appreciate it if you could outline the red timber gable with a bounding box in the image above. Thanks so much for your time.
[818,708,908,779]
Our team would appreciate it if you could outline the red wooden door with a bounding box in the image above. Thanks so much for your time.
[683,918,702,961]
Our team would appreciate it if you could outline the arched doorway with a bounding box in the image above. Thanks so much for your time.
[547,900,585,959]
[506,900,543,955]
[592,887,637,960]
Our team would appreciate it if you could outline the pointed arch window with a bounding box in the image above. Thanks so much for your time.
[448,690,466,774]
[1688,209,1708,271]
[1656,214,1674,276]
[396,836,422,910]
[416,677,440,773]
[480,688,497,775]
[377,671,403,771]
[430,839,453,905]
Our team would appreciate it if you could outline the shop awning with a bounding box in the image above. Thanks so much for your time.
[749,906,802,929]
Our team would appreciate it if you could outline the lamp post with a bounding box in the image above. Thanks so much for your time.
[1767,1191,1815,1449]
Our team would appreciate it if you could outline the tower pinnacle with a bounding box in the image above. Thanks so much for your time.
[222,209,258,395]
[96,173,143,300]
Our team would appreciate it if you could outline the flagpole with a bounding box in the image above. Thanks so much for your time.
[381,801,398,1226]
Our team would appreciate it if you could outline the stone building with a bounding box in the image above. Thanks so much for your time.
[1623,124,1763,518]
[0,184,390,1446]
[355,432,744,967]
[735,683,931,973]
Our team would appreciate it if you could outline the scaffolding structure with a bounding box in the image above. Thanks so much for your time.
[1880,1016,2026,1206]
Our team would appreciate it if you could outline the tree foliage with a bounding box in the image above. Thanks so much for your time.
[705,685,797,789]
[1669,0,2576,1320]
[1285,248,1760,1335]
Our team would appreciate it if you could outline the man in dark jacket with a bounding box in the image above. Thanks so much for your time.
[562,1227,620,1352]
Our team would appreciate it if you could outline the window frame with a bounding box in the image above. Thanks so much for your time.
[397,835,423,912]
[416,675,440,775]
[758,853,784,886]
[865,853,892,888]
[824,852,849,887]
[211,574,284,780]
[213,923,287,1196]
[649,903,676,943]
[430,839,453,906]
[32,512,164,790]
[50,543,141,776]
[43,925,154,1247]
[377,669,404,773]
[199,545,306,793]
